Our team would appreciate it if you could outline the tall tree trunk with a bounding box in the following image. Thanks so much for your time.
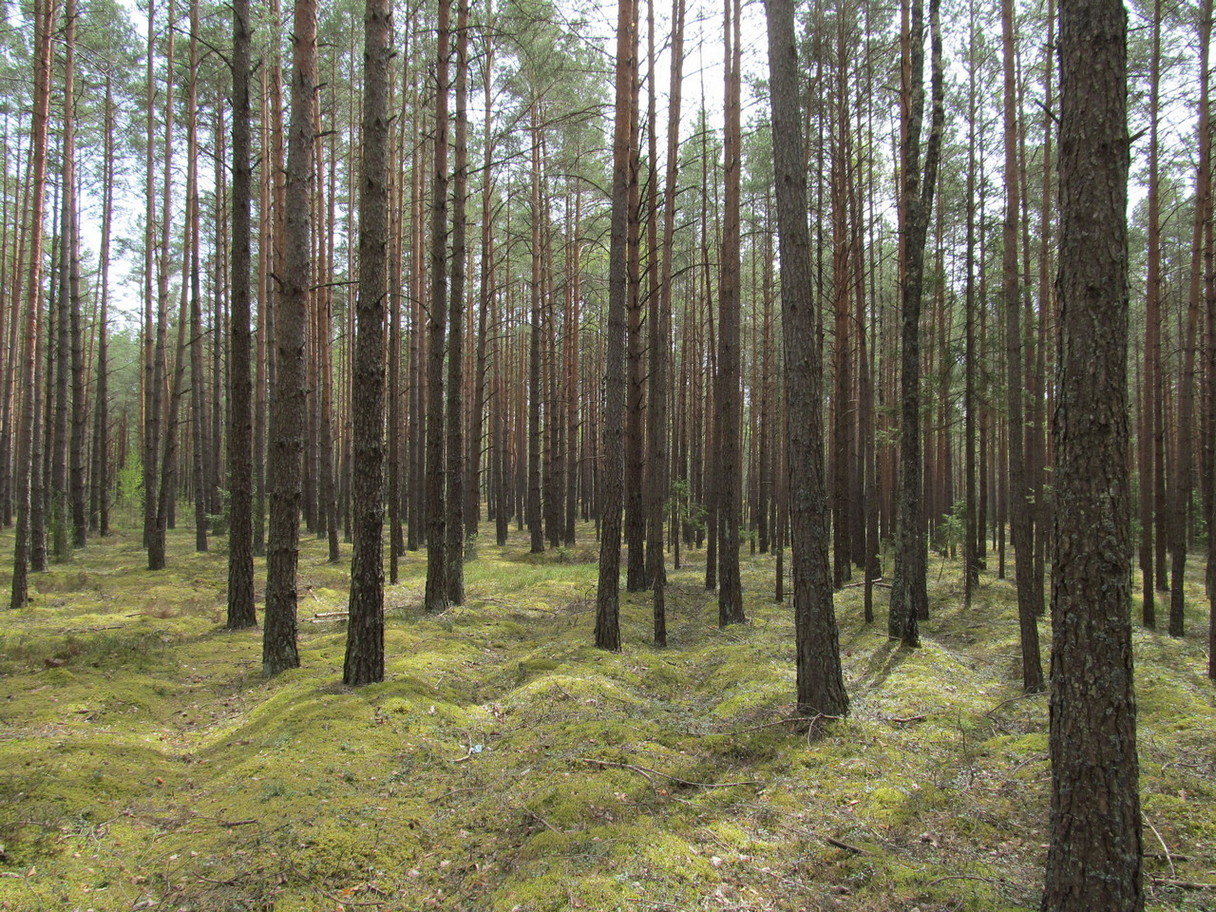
[624,52,645,591]
[716,0,744,627]
[1169,0,1211,638]
[65,0,86,552]
[91,75,114,538]
[830,13,852,589]
[0,117,24,530]
[648,0,684,646]
[445,0,468,601]
[263,0,317,674]
[142,0,159,553]
[595,0,638,652]
[963,0,980,606]
[147,0,176,571]
[889,0,942,644]
[1139,0,1162,625]
[1002,0,1043,692]
[424,0,451,612]
[344,0,391,686]
[1044,0,1142,906]
[467,25,495,551]
[765,0,848,718]
[9,0,53,608]
[52,0,76,563]
[187,0,208,554]
[527,106,545,555]
[226,0,256,628]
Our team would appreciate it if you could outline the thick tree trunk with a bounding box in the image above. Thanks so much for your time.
[765,0,848,718]
[9,0,52,608]
[64,0,86,552]
[226,0,256,629]
[445,0,469,602]
[141,0,159,553]
[716,0,744,627]
[263,0,317,674]
[889,0,942,644]
[1044,0,1142,906]
[1169,0,1211,638]
[647,0,684,646]
[344,0,391,686]
[595,0,637,652]
[52,0,77,563]
[186,0,208,555]
[424,0,451,612]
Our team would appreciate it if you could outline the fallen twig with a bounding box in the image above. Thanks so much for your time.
[824,835,867,855]
[984,692,1043,716]
[924,874,1006,888]
[1144,812,1176,878]
[521,807,565,835]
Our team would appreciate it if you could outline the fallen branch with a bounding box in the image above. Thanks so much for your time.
[713,717,816,737]
[1149,875,1216,891]
[823,835,867,855]
[840,578,884,590]
[576,757,761,790]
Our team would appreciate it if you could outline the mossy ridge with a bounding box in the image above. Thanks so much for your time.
[0,526,1214,910]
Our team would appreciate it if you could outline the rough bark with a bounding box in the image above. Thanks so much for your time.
[226,0,256,629]
[344,0,391,686]
[187,0,208,555]
[9,0,53,608]
[889,0,942,644]
[263,0,317,675]
[1002,0,1044,693]
[716,0,744,627]
[445,0,468,602]
[1168,0,1211,638]
[764,0,848,718]
[1043,0,1143,906]
[424,0,451,612]
[595,0,637,652]
[648,0,684,646]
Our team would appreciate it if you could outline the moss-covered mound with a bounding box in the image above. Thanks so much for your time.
[1,523,1213,911]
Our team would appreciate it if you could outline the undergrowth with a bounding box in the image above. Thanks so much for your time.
[0,522,1213,911]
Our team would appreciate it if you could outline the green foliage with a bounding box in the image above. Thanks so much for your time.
[672,479,706,535]
[115,454,143,518]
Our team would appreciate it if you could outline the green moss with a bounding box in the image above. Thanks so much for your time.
[1,526,1214,911]
[863,785,910,825]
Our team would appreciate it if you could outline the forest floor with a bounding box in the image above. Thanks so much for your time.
[0,521,1214,912]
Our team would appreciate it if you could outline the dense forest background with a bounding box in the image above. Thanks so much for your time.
[0,0,1212,907]
[0,0,1211,650]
